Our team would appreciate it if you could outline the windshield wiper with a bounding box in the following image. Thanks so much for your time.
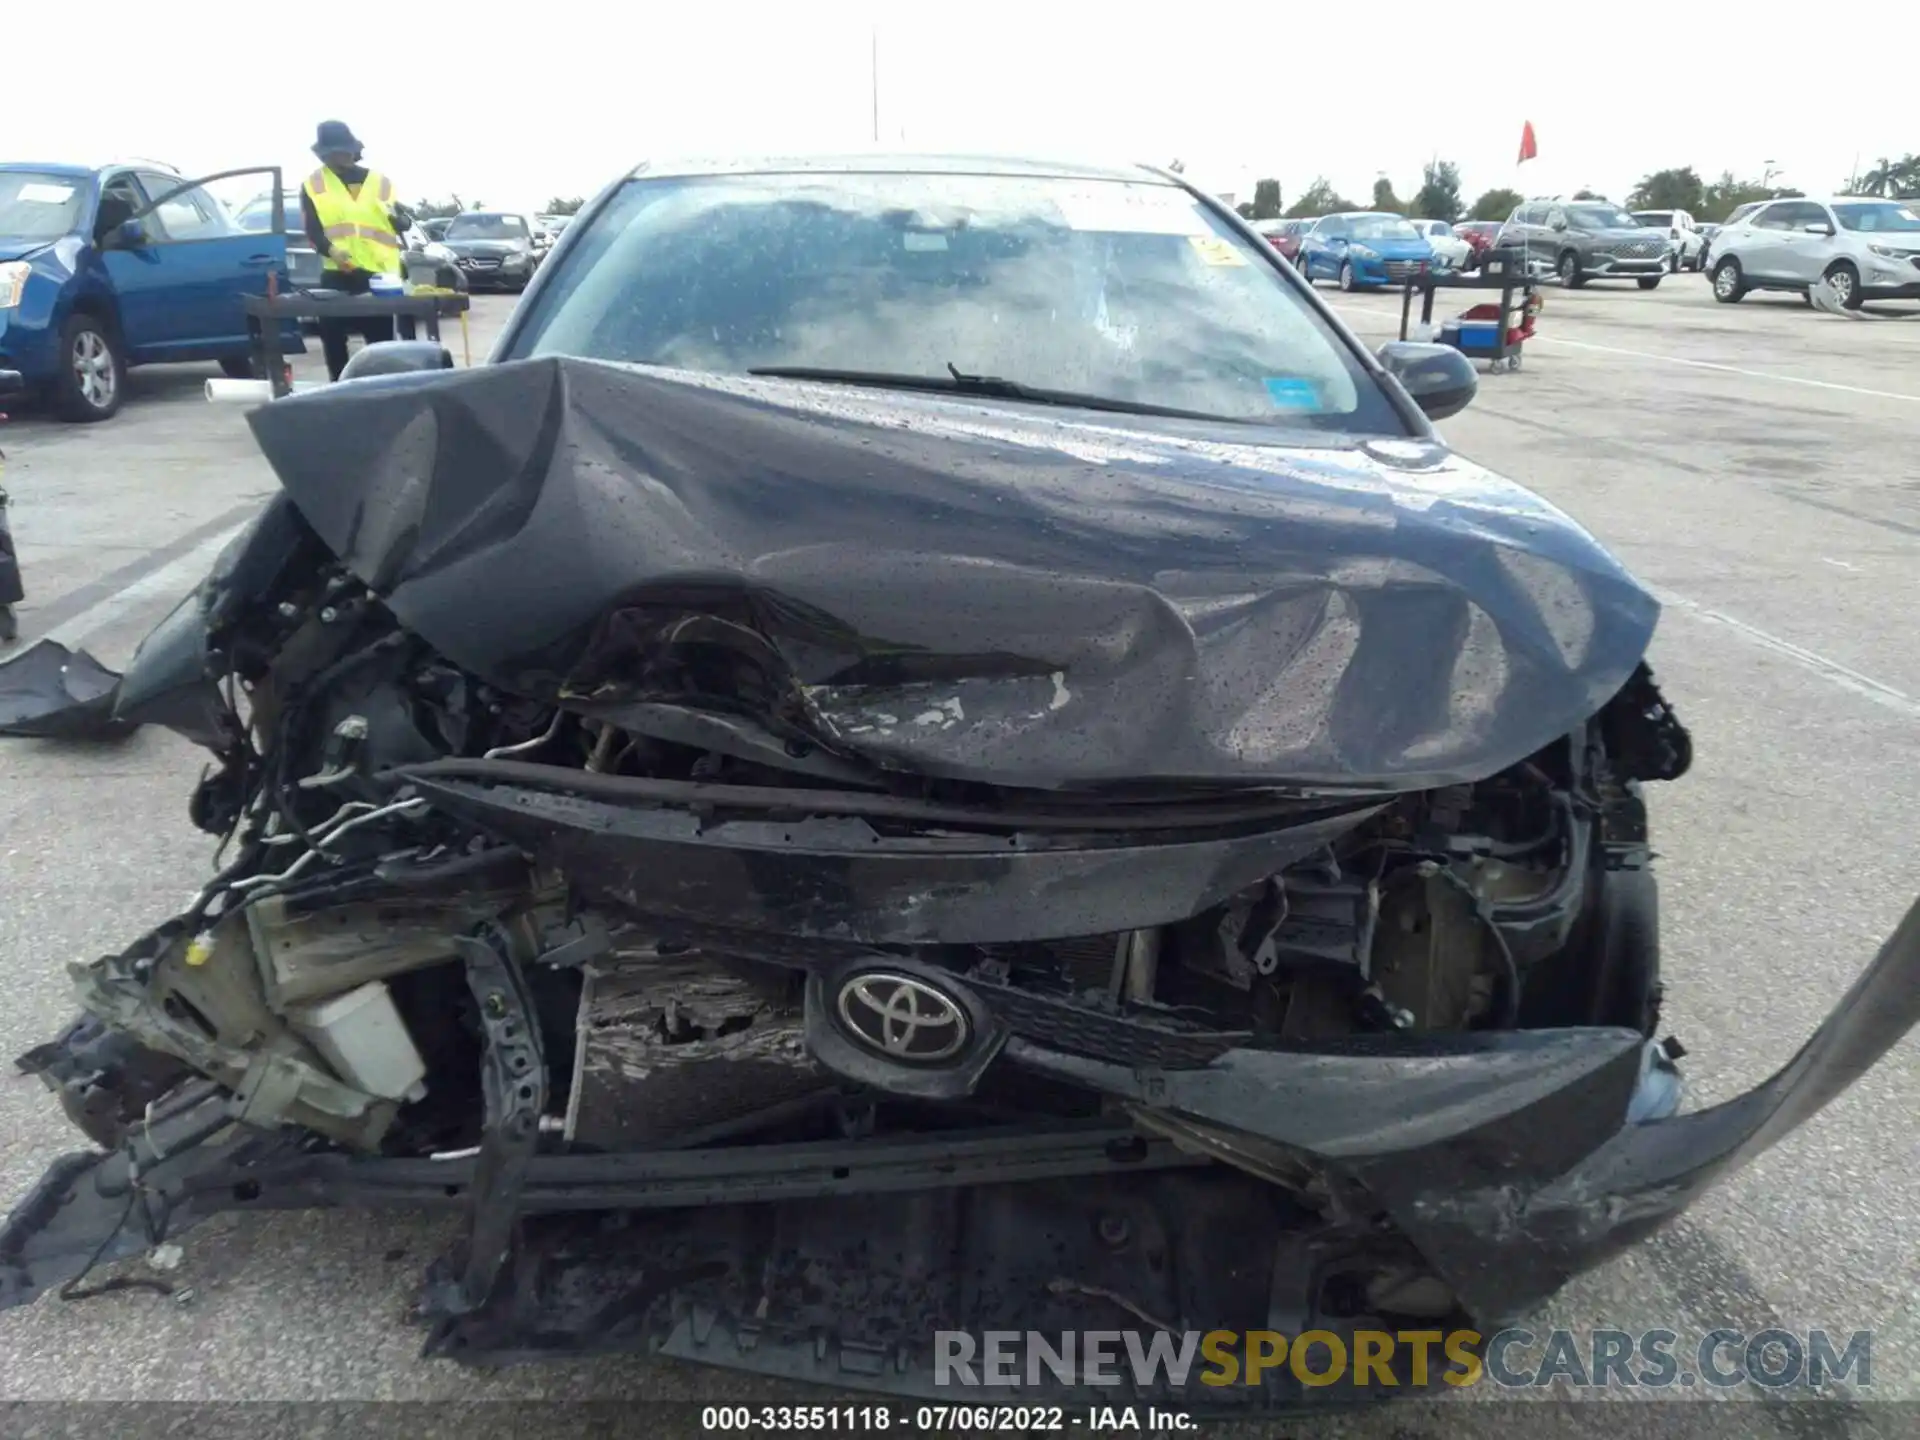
[745,364,1239,423]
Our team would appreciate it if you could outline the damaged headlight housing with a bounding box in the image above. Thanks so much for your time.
[0,262,32,310]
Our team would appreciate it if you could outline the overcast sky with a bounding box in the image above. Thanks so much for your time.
[15,3,1916,212]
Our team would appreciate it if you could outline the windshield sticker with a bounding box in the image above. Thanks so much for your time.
[1264,377,1323,410]
[1052,186,1212,237]
[16,183,77,204]
[1188,235,1247,267]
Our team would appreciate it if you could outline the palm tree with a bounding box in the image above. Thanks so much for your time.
[1857,156,1918,198]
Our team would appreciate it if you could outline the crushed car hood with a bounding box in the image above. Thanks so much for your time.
[244,356,1660,792]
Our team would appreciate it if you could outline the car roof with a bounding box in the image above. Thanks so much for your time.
[625,152,1171,185]
[0,161,96,178]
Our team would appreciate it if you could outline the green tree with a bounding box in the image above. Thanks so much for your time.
[1697,171,1803,222]
[1858,155,1920,197]
[1251,178,1283,220]
[1235,201,1256,219]
[1370,177,1407,214]
[1468,187,1524,221]
[1412,160,1464,222]
[1626,167,1706,213]
[412,196,463,219]
[545,195,586,215]
[1572,188,1605,201]
[1284,177,1354,219]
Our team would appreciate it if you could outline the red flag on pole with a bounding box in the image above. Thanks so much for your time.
[1518,121,1539,164]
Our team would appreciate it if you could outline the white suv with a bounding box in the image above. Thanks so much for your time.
[1709,196,1920,309]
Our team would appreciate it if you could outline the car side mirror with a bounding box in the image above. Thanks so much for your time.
[337,340,456,382]
[1377,341,1478,421]
[115,218,150,248]
[1804,222,1835,236]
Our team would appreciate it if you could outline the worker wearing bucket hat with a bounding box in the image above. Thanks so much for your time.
[300,121,416,379]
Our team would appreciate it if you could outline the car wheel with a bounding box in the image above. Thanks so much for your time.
[1637,276,1662,291]
[1823,261,1863,310]
[217,356,257,381]
[1338,261,1357,292]
[1668,251,1681,274]
[1557,251,1586,288]
[53,313,125,422]
[1711,258,1747,304]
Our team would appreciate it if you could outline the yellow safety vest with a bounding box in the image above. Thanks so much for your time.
[303,166,403,275]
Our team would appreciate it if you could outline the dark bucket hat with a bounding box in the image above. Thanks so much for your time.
[311,121,364,159]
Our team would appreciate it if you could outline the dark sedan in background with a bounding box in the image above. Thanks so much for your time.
[1253,216,1311,261]
[439,210,542,291]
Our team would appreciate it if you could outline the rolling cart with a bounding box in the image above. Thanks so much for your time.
[1398,246,1540,373]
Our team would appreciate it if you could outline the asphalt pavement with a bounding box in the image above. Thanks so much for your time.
[1,276,1916,1438]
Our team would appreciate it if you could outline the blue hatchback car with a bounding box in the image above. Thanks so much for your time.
[1299,211,1441,292]
[0,161,297,421]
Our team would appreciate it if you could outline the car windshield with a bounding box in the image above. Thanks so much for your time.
[1833,202,1920,233]
[0,170,87,241]
[1568,205,1640,230]
[1346,214,1420,241]
[446,213,525,239]
[507,170,1403,432]
[1636,212,1672,227]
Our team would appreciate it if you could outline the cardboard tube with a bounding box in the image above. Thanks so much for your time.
[205,378,273,403]
[205,378,322,404]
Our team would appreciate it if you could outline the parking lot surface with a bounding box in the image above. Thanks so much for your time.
[1,279,1916,1437]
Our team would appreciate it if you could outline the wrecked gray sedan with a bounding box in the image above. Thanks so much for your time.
[3,156,1917,1414]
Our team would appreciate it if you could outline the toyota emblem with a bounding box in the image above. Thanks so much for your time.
[835,972,971,1064]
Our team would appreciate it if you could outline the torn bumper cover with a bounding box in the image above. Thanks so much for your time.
[6,896,1918,1407]
[0,640,135,740]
